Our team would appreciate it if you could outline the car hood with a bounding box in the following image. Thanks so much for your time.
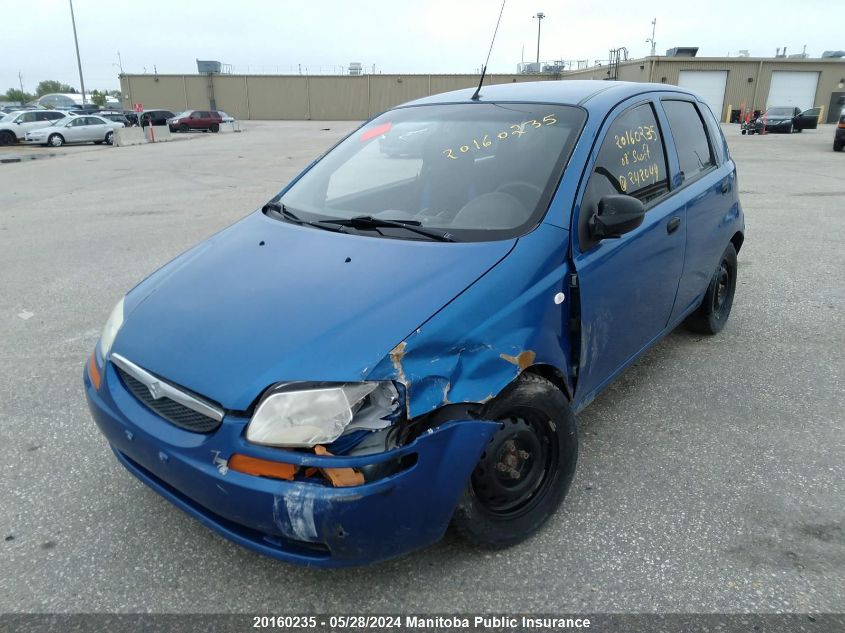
[112,211,515,411]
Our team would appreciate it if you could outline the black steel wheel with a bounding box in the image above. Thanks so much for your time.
[684,242,738,335]
[452,373,578,548]
[0,130,16,146]
[210,123,220,133]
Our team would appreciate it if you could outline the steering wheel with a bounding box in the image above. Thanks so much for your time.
[496,181,543,201]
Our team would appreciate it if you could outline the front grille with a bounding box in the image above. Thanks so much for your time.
[116,367,222,433]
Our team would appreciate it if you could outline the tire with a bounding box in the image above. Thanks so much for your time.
[452,373,578,548]
[834,140,844,152]
[0,130,16,146]
[785,123,793,134]
[210,123,219,133]
[48,134,65,147]
[684,243,738,335]
[179,123,189,133]
[105,131,114,145]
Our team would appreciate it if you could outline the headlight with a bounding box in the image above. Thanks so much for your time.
[98,297,125,361]
[246,382,401,448]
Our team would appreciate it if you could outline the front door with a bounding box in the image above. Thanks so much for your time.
[571,99,685,406]
[795,108,820,130]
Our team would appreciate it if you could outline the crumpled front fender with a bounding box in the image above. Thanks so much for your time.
[367,223,575,418]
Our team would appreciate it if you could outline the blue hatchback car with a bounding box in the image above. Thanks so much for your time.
[85,81,744,567]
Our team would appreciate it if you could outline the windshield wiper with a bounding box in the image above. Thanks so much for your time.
[317,216,455,242]
[262,201,347,234]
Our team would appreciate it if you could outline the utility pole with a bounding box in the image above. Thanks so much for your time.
[646,18,657,57]
[68,0,87,105]
[117,51,124,74]
[533,12,545,64]
[18,72,25,106]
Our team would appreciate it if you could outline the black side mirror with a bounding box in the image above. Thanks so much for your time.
[589,195,645,239]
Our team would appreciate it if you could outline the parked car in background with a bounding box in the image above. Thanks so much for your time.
[751,106,820,134]
[96,111,132,126]
[168,110,224,133]
[0,109,69,145]
[137,109,176,127]
[218,111,235,122]
[25,114,123,147]
[834,111,845,152]
[85,81,745,567]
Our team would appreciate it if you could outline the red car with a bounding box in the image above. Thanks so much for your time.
[168,110,224,133]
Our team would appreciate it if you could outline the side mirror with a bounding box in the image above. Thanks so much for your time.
[589,195,645,239]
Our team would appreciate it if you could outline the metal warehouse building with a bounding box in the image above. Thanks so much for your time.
[119,55,844,122]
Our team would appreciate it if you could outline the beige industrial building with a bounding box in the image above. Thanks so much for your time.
[119,55,845,123]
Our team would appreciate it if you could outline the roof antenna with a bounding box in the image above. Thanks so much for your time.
[471,0,507,101]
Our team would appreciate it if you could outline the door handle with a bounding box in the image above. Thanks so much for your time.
[667,216,681,234]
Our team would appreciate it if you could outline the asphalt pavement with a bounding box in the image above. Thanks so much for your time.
[0,121,842,613]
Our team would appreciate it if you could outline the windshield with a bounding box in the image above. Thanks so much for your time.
[277,103,586,241]
[766,107,794,117]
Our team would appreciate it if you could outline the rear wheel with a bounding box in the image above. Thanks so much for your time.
[210,123,220,133]
[684,243,738,335]
[452,373,578,548]
[105,131,114,145]
[0,130,16,146]
[48,134,64,147]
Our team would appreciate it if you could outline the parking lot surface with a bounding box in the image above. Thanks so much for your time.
[1,121,843,613]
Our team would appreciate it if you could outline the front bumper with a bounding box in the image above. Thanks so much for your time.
[84,357,497,567]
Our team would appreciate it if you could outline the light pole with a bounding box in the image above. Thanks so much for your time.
[533,12,545,64]
[646,18,656,57]
[68,0,87,105]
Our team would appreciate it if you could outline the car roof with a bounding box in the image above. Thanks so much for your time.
[400,80,698,112]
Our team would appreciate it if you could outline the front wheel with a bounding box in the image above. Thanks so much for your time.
[684,243,738,335]
[105,131,114,145]
[48,134,65,147]
[452,373,578,548]
[179,123,189,133]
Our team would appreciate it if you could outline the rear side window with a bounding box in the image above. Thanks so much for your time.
[45,112,64,120]
[578,102,669,249]
[662,100,715,183]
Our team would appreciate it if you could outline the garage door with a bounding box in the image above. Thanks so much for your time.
[678,70,728,121]
[767,71,819,111]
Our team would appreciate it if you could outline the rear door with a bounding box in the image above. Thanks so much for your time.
[661,98,734,322]
[571,97,685,405]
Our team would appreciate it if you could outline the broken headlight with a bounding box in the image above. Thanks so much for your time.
[246,382,401,448]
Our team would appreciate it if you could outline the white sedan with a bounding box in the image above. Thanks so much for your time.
[24,115,124,147]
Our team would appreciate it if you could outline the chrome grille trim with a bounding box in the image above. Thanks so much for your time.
[110,353,224,422]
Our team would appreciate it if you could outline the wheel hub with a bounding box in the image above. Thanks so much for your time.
[471,414,551,515]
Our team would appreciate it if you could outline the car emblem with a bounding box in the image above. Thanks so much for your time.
[147,380,164,400]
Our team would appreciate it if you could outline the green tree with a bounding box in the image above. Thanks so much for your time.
[35,80,76,96]
[90,90,106,107]
[4,88,33,104]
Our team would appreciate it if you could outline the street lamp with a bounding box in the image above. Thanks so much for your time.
[645,18,657,57]
[533,12,545,64]
[68,0,87,105]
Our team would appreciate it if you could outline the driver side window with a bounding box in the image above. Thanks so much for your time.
[578,102,669,249]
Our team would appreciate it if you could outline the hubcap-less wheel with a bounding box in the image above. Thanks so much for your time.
[0,131,15,146]
[472,412,556,517]
[49,134,64,147]
[713,261,730,319]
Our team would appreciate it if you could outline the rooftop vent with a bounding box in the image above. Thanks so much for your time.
[665,47,699,57]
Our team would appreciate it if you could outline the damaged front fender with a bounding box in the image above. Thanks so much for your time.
[367,223,575,418]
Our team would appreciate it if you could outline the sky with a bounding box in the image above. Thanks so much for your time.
[1,0,842,94]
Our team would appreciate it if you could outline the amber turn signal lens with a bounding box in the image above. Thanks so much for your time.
[228,454,297,480]
[88,352,101,390]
